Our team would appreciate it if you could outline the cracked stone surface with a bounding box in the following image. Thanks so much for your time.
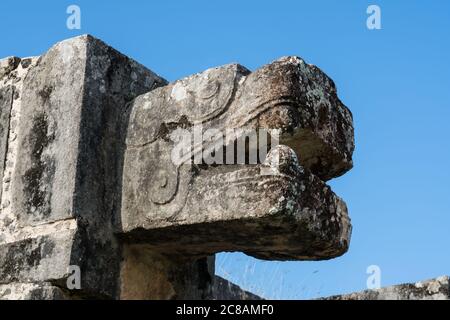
[0,35,354,299]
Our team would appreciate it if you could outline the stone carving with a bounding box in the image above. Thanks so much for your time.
[0,35,354,299]
[121,56,354,261]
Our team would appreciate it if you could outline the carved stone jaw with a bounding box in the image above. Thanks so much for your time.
[121,145,351,261]
[120,56,354,261]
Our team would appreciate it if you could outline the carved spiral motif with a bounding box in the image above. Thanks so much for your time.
[148,161,180,205]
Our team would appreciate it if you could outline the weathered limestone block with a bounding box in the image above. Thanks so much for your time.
[120,57,353,261]
[323,276,450,300]
[0,226,76,285]
[0,35,167,298]
[0,282,69,300]
[11,35,166,227]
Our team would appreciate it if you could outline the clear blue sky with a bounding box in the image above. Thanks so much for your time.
[2,0,449,299]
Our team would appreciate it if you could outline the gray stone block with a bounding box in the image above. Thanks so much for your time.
[0,228,76,284]
[0,282,69,300]
[12,35,166,227]
[323,276,450,300]
[1,35,167,299]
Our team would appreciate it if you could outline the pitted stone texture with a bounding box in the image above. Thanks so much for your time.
[0,85,13,200]
[324,276,450,300]
[0,57,20,80]
[0,227,76,284]
[0,56,39,244]
[0,282,69,300]
[1,35,167,299]
[255,57,354,180]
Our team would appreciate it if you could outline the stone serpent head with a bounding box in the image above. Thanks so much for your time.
[121,56,354,261]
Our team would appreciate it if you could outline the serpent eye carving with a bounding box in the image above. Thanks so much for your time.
[148,163,179,205]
